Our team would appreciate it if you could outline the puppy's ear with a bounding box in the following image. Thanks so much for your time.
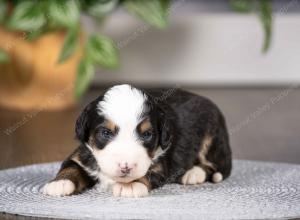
[75,101,96,143]
[76,95,105,143]
[158,107,174,150]
[75,96,102,143]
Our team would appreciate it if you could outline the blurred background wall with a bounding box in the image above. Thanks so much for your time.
[84,0,300,86]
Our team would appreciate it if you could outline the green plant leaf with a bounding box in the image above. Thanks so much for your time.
[230,0,253,12]
[0,49,9,63]
[26,29,43,41]
[86,35,119,68]
[123,0,170,28]
[7,1,46,32]
[85,0,119,19]
[260,0,272,52]
[48,0,80,28]
[0,0,8,23]
[75,58,95,99]
[57,27,79,64]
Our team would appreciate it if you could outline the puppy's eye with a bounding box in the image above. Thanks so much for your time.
[100,128,114,140]
[141,130,153,141]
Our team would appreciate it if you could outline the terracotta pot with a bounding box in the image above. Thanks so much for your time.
[0,27,84,111]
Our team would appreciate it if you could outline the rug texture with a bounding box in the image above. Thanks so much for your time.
[0,160,299,220]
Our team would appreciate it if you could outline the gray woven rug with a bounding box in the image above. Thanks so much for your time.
[0,160,300,220]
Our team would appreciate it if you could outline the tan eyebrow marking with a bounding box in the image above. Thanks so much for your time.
[104,119,117,133]
[139,118,152,133]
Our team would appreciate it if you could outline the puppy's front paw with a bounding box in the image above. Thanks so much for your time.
[42,179,75,196]
[112,182,149,198]
[181,166,206,185]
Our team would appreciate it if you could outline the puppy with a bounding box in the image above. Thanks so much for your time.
[43,84,232,197]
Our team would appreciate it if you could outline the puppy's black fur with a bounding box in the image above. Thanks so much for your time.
[143,89,231,186]
[47,87,232,195]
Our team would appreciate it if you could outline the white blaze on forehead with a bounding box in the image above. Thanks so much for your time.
[97,84,147,126]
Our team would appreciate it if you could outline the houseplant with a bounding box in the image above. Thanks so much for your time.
[230,0,272,52]
[0,0,272,110]
[0,0,170,110]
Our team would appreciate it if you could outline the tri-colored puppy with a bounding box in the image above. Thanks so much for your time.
[43,84,232,198]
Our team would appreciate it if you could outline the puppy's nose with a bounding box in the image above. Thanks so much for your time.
[120,166,132,174]
[118,162,136,174]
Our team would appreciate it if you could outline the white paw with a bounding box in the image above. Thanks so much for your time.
[42,179,75,196]
[112,182,149,198]
[181,166,206,185]
[212,172,223,183]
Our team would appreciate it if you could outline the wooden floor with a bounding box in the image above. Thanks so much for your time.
[0,87,300,171]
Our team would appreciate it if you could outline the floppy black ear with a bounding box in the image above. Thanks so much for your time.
[157,107,174,150]
[75,101,96,143]
[75,107,90,143]
[75,95,105,143]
